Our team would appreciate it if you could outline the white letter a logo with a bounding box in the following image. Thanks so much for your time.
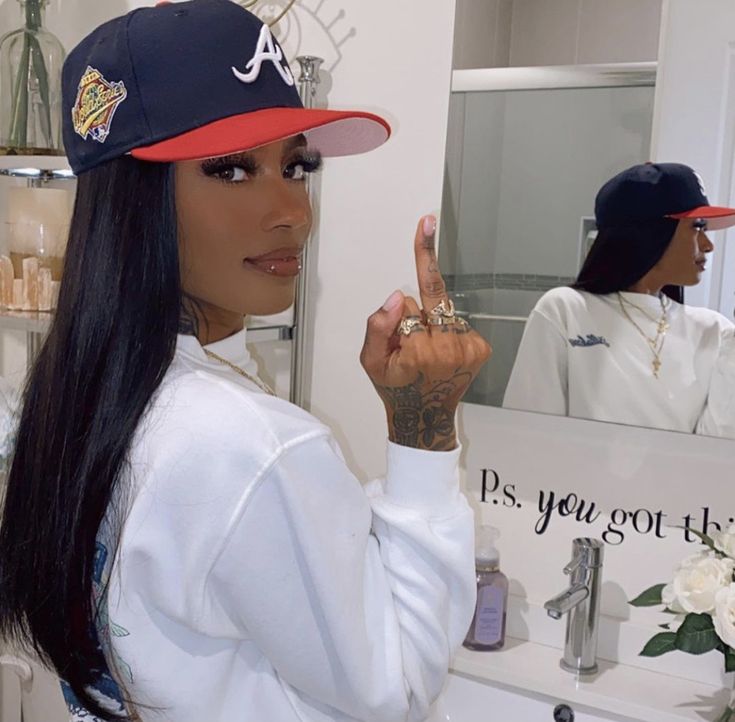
[232,24,295,87]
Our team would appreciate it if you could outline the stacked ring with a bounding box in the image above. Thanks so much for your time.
[428,298,456,319]
[397,298,472,336]
[397,317,425,336]
[427,298,459,325]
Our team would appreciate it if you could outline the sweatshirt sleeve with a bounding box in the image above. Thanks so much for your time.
[697,332,735,439]
[502,308,569,415]
[201,433,476,722]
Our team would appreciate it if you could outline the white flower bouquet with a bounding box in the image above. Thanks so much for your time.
[630,527,735,721]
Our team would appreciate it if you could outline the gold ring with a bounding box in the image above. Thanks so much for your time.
[397,317,425,336]
[427,315,458,326]
[427,298,456,319]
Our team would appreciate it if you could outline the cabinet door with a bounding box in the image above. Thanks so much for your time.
[0,648,69,722]
[19,657,69,722]
[0,653,24,722]
[652,0,735,316]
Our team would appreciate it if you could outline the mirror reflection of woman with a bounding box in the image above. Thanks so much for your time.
[503,163,735,433]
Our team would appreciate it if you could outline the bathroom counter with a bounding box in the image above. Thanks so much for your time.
[451,637,730,722]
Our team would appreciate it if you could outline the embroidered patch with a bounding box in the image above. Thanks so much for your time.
[72,66,128,143]
[60,676,125,722]
[569,334,610,348]
[232,23,294,87]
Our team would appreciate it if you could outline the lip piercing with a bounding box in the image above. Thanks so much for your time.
[265,262,301,273]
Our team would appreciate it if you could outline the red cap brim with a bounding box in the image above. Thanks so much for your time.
[667,205,735,231]
[130,107,391,162]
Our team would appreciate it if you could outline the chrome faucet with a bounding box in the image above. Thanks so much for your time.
[544,537,604,675]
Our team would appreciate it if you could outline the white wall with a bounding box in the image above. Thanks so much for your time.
[293,1,458,478]
[453,0,662,69]
[453,0,513,70]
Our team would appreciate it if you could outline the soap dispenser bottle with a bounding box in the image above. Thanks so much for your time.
[463,524,508,651]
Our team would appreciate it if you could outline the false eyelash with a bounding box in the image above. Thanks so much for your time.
[286,150,324,176]
[200,150,324,184]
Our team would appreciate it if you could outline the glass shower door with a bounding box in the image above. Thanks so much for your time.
[440,69,656,407]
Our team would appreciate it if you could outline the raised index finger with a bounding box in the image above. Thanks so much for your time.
[414,214,449,315]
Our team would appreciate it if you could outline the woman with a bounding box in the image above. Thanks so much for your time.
[503,162,735,433]
[0,2,491,721]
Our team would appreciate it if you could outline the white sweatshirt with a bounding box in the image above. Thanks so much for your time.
[695,331,735,438]
[62,328,476,722]
[503,287,733,433]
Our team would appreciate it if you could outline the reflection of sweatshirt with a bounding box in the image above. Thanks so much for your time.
[503,287,732,433]
[696,332,735,438]
[67,328,476,722]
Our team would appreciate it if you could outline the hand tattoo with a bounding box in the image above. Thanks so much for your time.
[376,369,472,450]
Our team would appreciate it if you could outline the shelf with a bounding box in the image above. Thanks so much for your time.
[246,324,293,342]
[0,309,52,334]
[0,155,74,180]
[0,310,293,341]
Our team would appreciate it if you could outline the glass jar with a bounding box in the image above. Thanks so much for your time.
[0,0,66,155]
[1,220,65,312]
[1,185,71,312]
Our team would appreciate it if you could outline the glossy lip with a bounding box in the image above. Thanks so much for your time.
[246,246,304,261]
[243,246,305,278]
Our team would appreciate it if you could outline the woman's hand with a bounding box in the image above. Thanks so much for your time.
[360,215,492,451]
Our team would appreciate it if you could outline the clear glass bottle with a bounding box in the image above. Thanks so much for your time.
[463,525,509,651]
[0,0,66,155]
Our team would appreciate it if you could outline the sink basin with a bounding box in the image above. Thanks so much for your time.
[428,672,635,722]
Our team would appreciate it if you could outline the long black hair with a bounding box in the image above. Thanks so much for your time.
[572,218,684,303]
[0,156,190,719]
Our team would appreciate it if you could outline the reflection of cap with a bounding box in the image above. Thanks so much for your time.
[595,162,735,231]
[62,0,390,175]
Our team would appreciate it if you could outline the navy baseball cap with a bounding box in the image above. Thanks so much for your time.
[61,0,391,175]
[595,162,735,231]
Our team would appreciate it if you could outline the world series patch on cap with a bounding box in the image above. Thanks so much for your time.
[61,0,391,174]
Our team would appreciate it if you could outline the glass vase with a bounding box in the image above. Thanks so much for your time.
[0,0,66,155]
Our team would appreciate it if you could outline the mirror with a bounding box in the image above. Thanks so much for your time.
[439,61,735,439]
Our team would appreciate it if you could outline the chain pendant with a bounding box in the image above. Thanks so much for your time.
[617,292,669,380]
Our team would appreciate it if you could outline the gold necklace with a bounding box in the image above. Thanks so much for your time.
[203,349,277,396]
[616,292,669,378]
[619,293,671,332]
